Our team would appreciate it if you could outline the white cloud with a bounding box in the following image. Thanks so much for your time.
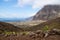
[16,0,60,9]
[16,0,32,7]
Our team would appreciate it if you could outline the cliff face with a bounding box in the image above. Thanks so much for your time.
[33,5,60,20]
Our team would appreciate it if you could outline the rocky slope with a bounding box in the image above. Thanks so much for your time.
[32,5,60,20]
[0,29,60,40]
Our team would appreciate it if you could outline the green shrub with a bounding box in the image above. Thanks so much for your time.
[42,25,49,31]
[20,31,29,35]
[4,31,12,35]
[4,31,18,35]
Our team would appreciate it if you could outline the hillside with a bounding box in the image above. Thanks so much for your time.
[32,5,60,20]
[0,21,23,33]
[26,17,60,31]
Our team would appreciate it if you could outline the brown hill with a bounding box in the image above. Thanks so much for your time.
[0,21,23,33]
[32,5,60,20]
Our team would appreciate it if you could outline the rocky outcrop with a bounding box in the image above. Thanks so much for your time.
[0,29,60,40]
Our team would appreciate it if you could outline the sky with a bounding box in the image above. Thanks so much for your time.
[0,0,60,18]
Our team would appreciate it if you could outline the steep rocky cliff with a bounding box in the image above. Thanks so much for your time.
[33,5,60,20]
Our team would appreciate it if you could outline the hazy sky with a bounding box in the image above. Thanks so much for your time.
[0,0,60,18]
